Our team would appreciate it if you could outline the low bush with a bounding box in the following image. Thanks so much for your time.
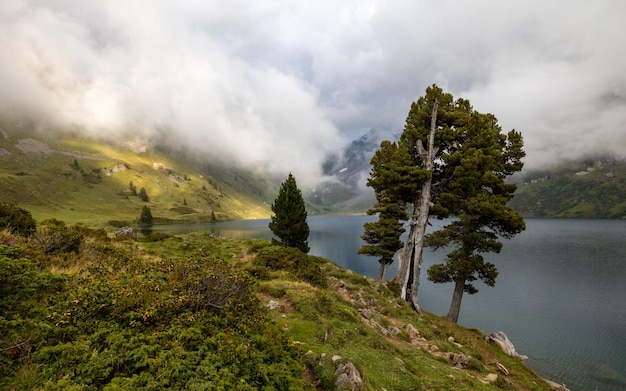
[254,246,327,288]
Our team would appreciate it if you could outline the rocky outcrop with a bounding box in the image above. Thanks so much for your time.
[334,361,363,390]
[485,331,528,360]
[115,226,136,237]
[544,378,570,391]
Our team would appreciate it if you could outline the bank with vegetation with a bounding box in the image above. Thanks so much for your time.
[1,205,560,390]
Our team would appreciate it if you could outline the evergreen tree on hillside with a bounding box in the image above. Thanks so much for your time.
[138,187,149,202]
[364,85,525,320]
[139,206,153,226]
[426,112,525,323]
[129,181,137,196]
[269,173,310,253]
[358,141,415,280]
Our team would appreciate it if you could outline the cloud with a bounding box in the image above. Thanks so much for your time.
[1,0,625,180]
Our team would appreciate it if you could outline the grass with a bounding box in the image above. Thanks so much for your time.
[0,124,272,224]
[248,247,553,391]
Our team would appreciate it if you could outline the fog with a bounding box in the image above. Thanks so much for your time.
[1,1,625,184]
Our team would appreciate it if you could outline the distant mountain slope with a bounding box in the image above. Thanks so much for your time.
[0,123,273,224]
[510,157,626,218]
[313,127,399,213]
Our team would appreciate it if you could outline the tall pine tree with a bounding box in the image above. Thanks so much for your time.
[426,112,525,323]
[269,173,310,253]
[363,85,525,318]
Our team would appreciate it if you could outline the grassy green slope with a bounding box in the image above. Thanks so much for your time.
[1,227,556,390]
[0,125,272,224]
[510,158,626,218]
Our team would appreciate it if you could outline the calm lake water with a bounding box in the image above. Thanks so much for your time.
[152,217,626,391]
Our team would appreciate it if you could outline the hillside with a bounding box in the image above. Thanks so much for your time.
[0,223,560,390]
[3,122,625,222]
[510,157,626,218]
[0,122,274,224]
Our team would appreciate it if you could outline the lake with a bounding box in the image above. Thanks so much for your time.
[151,216,626,391]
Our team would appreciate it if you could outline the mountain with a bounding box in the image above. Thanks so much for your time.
[310,127,399,213]
[3,119,624,223]
[510,156,626,218]
[0,122,275,224]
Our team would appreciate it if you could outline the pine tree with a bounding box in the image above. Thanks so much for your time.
[138,205,153,226]
[129,181,137,196]
[269,173,310,253]
[358,141,415,280]
[138,187,149,202]
[365,85,525,318]
[426,112,525,323]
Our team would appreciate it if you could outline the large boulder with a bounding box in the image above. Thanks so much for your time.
[485,331,528,360]
[115,226,136,237]
[334,361,363,390]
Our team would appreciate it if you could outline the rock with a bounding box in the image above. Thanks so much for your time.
[266,300,281,310]
[544,379,570,391]
[485,331,529,360]
[332,355,343,362]
[334,361,363,390]
[404,323,419,337]
[115,226,136,237]
[388,326,401,336]
[359,309,373,319]
[429,345,439,352]
[485,373,498,382]
[448,352,470,368]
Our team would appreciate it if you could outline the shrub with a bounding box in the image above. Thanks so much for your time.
[137,232,169,242]
[254,246,326,288]
[35,219,84,254]
[0,202,36,237]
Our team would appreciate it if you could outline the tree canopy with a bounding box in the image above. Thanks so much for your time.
[362,84,525,320]
[269,173,310,253]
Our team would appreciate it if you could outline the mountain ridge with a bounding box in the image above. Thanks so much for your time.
[2,121,625,223]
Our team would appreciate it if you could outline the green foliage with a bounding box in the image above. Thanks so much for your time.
[0,217,553,391]
[138,187,149,202]
[35,219,84,254]
[0,202,36,237]
[137,231,169,242]
[359,142,414,280]
[364,85,526,319]
[510,157,626,218]
[128,180,137,196]
[254,246,326,288]
[425,112,526,322]
[138,205,153,226]
[269,173,310,253]
[1,234,308,390]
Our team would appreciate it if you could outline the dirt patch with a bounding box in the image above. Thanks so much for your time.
[260,292,297,314]
[16,138,54,154]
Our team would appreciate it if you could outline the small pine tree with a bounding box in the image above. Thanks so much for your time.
[139,206,153,226]
[183,198,187,206]
[129,181,137,196]
[138,187,149,202]
[269,173,310,253]
[210,209,217,223]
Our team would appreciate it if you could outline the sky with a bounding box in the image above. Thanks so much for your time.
[1,0,625,184]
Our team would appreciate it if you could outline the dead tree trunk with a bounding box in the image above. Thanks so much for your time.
[396,99,439,312]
